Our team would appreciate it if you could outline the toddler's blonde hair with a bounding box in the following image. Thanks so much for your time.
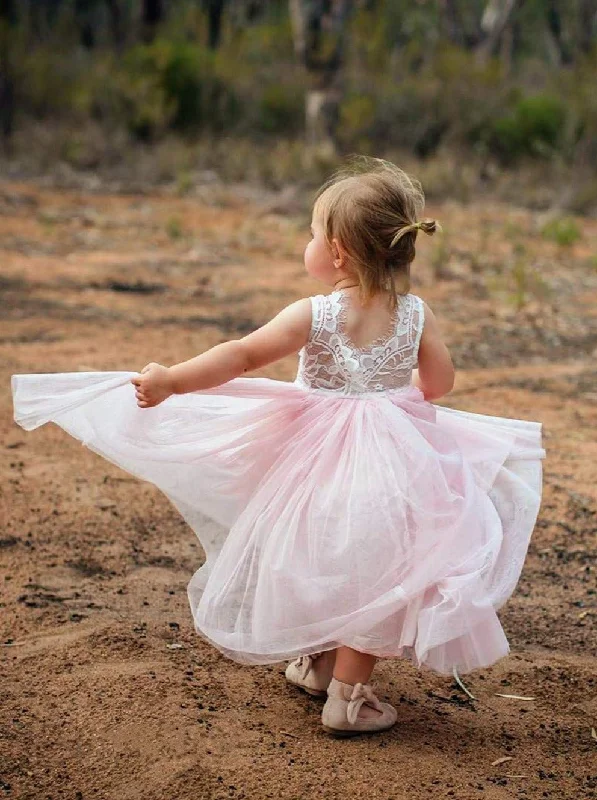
[313,156,439,308]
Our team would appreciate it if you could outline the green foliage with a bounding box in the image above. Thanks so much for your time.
[109,64,174,141]
[4,0,597,181]
[18,45,80,117]
[165,216,184,240]
[123,41,240,133]
[488,243,552,312]
[69,40,246,140]
[430,234,452,281]
[482,95,567,163]
[541,217,582,246]
[176,170,194,195]
[228,18,295,64]
[339,94,376,141]
[555,51,597,166]
[340,46,507,158]
[257,84,304,134]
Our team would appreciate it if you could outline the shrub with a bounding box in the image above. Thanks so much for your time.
[110,68,174,141]
[340,47,507,158]
[482,94,567,164]
[257,84,304,134]
[122,41,241,133]
[339,93,376,141]
[488,244,551,312]
[541,216,582,246]
[165,216,184,240]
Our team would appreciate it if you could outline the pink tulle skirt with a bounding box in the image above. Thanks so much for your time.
[11,372,545,674]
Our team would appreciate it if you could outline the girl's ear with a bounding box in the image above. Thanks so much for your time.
[331,237,345,266]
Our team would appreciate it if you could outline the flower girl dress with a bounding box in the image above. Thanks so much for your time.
[12,289,545,674]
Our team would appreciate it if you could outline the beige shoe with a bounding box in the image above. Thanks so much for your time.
[321,677,397,737]
[285,651,335,697]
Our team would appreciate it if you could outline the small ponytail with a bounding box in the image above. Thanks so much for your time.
[390,218,441,248]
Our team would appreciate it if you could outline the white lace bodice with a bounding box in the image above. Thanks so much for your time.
[295,290,425,395]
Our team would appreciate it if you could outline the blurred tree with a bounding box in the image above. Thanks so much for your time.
[142,0,164,42]
[105,0,126,50]
[0,0,17,145]
[476,0,521,63]
[546,0,571,64]
[1,0,595,167]
[579,0,597,54]
[202,0,276,49]
[441,0,466,47]
[289,0,353,151]
[203,0,227,48]
[439,0,523,65]
[75,0,99,48]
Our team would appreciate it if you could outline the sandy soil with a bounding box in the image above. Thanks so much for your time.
[1,181,597,800]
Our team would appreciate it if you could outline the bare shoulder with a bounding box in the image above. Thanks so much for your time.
[240,296,312,346]
[234,296,314,371]
[273,297,313,333]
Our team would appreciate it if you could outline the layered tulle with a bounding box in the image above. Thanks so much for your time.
[11,372,544,674]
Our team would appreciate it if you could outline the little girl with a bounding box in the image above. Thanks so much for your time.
[12,157,545,738]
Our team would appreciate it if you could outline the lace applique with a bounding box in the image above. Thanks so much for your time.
[295,290,424,395]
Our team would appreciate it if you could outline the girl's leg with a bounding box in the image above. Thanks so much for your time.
[314,647,337,674]
[333,645,376,683]
[332,645,381,719]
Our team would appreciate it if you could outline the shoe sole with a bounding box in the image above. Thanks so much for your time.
[321,723,395,737]
[286,679,328,698]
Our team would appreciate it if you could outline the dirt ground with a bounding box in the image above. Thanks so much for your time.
[1,180,597,800]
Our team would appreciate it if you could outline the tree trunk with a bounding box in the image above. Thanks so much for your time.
[142,0,164,43]
[579,0,597,55]
[226,0,268,32]
[289,0,353,151]
[441,0,465,47]
[546,0,572,65]
[499,12,516,72]
[0,0,17,147]
[105,0,126,51]
[0,64,15,144]
[204,0,226,49]
[476,0,521,64]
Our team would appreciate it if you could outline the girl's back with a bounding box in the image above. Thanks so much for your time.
[296,288,424,395]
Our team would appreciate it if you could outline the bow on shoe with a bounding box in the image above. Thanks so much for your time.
[296,652,323,680]
[296,656,312,680]
[346,682,384,725]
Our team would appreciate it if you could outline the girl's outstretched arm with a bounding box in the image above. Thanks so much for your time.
[412,301,455,401]
[132,298,312,407]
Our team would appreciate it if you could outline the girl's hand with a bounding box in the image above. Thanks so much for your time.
[131,363,174,408]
